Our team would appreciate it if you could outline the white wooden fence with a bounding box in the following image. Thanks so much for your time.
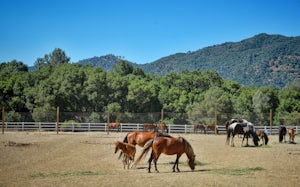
[2,122,299,134]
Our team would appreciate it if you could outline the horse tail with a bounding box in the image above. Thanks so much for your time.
[133,139,153,167]
[123,133,129,143]
[279,128,283,143]
[226,128,231,145]
[264,132,269,145]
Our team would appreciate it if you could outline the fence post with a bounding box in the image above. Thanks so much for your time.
[56,107,59,134]
[270,108,273,135]
[214,109,218,135]
[2,107,4,134]
[107,110,110,135]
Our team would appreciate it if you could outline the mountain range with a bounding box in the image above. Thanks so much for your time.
[77,33,300,88]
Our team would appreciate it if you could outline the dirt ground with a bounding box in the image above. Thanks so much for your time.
[0,131,299,187]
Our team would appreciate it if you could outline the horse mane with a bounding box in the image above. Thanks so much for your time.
[181,137,195,159]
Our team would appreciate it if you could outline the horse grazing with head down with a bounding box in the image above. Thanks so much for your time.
[255,129,269,145]
[114,141,136,169]
[134,136,196,173]
[278,126,287,143]
[226,121,259,147]
[289,128,295,143]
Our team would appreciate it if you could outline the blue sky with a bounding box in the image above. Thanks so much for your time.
[1,0,300,66]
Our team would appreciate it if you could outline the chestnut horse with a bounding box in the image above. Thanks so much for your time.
[278,126,287,143]
[255,129,269,145]
[119,131,172,159]
[194,124,206,134]
[134,136,196,173]
[114,141,136,169]
[289,128,295,143]
[143,123,157,132]
[108,122,120,134]
[157,123,168,133]
[205,124,218,134]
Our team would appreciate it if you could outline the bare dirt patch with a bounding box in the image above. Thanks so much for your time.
[0,132,299,186]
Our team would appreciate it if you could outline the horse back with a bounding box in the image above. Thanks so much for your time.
[153,137,185,155]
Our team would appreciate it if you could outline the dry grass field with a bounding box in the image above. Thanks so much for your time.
[0,131,299,187]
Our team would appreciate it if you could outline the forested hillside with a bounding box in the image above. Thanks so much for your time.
[140,33,300,87]
[1,50,300,126]
[77,33,300,88]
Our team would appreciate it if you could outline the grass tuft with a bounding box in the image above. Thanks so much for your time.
[30,171,103,178]
[211,167,264,176]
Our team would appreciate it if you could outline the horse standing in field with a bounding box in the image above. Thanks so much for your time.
[107,122,120,134]
[226,122,259,147]
[289,128,295,143]
[194,124,206,134]
[205,124,219,134]
[114,141,136,169]
[255,129,269,145]
[134,136,196,173]
[278,126,287,143]
[143,123,157,132]
[119,131,172,159]
[156,123,168,133]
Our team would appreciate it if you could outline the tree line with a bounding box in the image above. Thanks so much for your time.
[1,48,299,126]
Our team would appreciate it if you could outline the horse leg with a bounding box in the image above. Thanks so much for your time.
[173,155,180,172]
[122,155,126,169]
[148,151,154,173]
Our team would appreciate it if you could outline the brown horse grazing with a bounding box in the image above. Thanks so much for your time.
[143,123,157,132]
[114,141,136,169]
[108,122,120,133]
[205,124,218,135]
[157,123,168,133]
[278,126,287,143]
[134,136,196,173]
[194,124,206,134]
[289,128,295,143]
[255,129,269,145]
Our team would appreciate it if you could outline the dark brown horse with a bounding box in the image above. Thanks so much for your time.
[134,136,196,173]
[143,123,157,132]
[194,124,206,134]
[114,141,136,169]
[289,128,295,143]
[157,123,168,133]
[278,126,287,143]
[255,129,269,145]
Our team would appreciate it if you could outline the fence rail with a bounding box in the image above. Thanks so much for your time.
[2,122,299,135]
